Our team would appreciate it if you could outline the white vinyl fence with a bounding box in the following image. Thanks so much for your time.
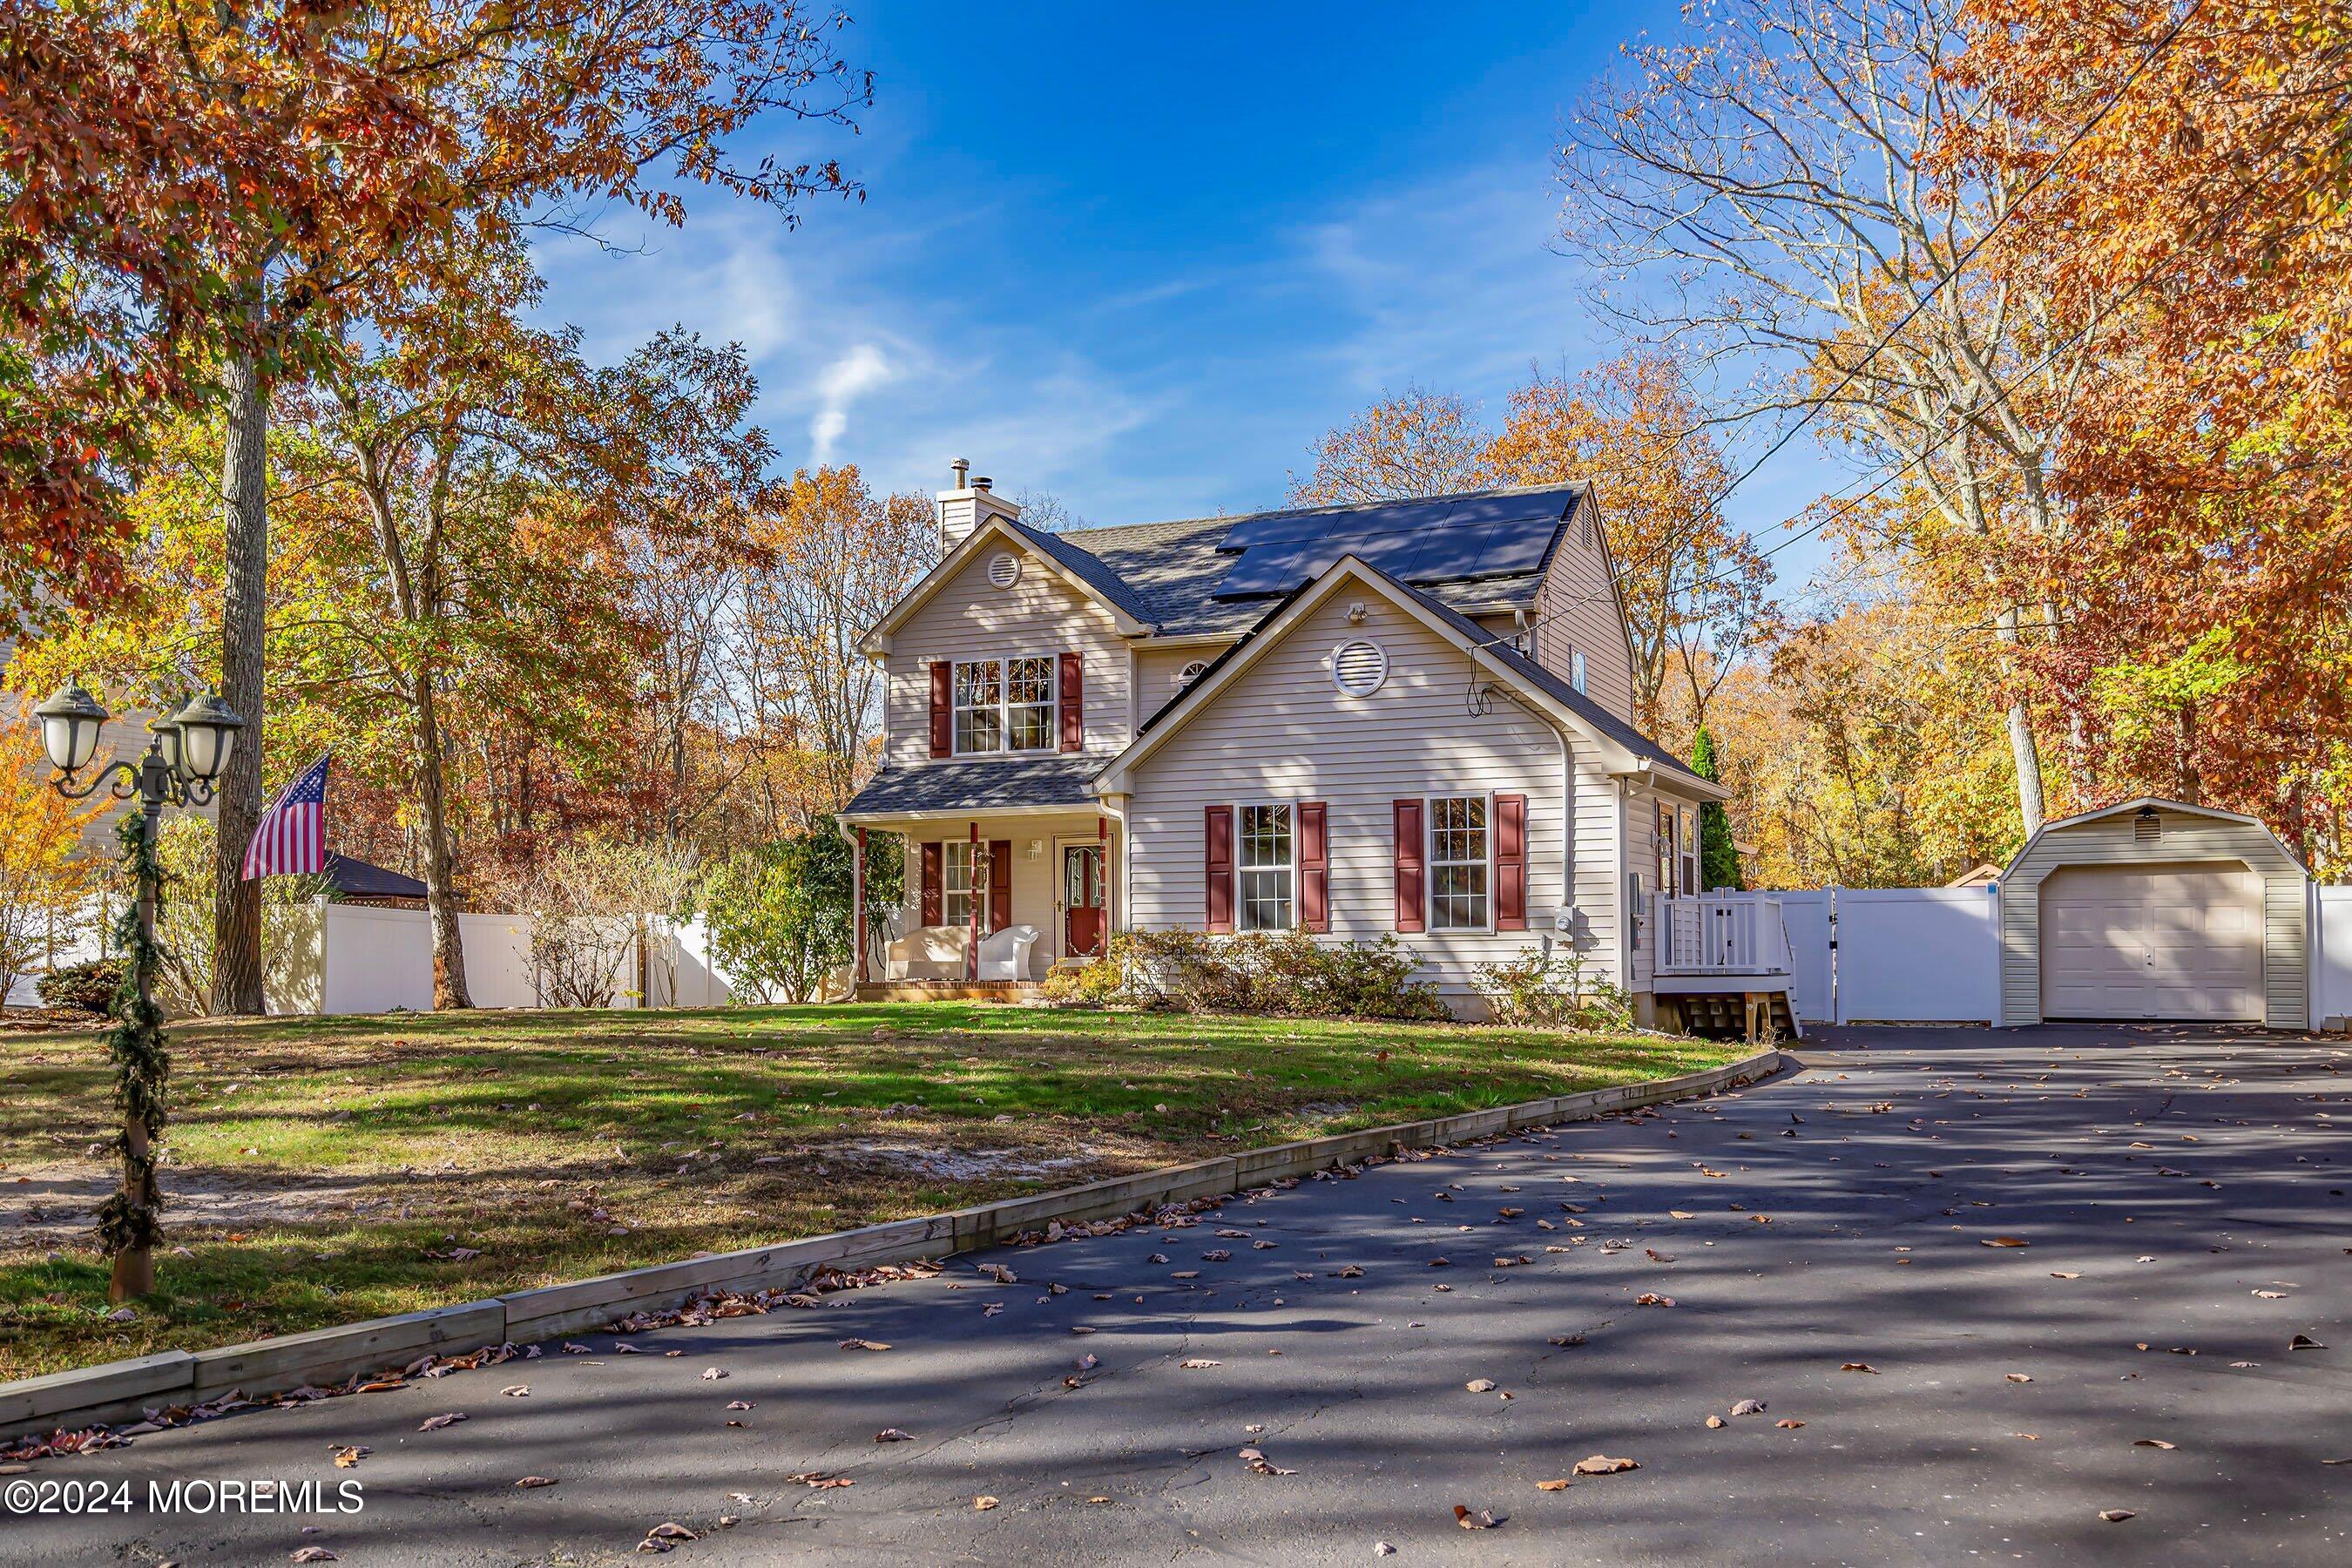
[1778,882,2352,1028]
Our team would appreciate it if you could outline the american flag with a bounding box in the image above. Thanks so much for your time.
[240,755,331,880]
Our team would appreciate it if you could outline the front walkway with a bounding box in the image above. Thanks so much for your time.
[10,1026,2347,1564]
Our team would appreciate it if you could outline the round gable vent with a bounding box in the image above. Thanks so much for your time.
[1176,659,1209,690]
[1331,639,1388,697]
[986,551,1023,589]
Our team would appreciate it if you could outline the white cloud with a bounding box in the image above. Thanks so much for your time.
[809,343,894,463]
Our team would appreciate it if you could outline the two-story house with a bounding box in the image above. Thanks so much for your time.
[841,464,1792,1025]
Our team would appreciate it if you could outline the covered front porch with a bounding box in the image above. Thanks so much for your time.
[846,808,1121,990]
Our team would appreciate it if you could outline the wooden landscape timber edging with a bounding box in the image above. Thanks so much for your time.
[3,1045,1784,1443]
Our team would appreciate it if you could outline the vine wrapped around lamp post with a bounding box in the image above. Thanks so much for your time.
[33,681,245,1301]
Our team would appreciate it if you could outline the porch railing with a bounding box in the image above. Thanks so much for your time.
[1654,892,1796,977]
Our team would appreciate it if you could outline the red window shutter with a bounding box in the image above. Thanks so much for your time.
[1393,800,1425,933]
[1496,793,1527,931]
[1299,801,1329,934]
[920,842,943,926]
[1204,805,1233,933]
[989,840,1012,932]
[929,661,952,758]
[1058,651,1084,753]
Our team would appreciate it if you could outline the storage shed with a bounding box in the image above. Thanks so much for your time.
[1997,798,2309,1029]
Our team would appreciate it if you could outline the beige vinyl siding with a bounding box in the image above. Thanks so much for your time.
[1531,504,1637,725]
[883,545,1133,765]
[1622,779,1656,991]
[1123,588,1591,1008]
[1997,806,2308,1029]
[1134,644,1236,729]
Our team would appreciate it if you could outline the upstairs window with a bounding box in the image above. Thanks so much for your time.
[1429,795,1490,929]
[1237,804,1294,931]
[1570,648,1588,695]
[953,657,1056,754]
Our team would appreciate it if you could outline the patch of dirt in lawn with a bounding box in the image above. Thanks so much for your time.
[837,1141,1099,1182]
[0,1163,378,1249]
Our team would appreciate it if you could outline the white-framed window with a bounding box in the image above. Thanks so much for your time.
[953,656,1056,754]
[1570,648,1588,695]
[1428,794,1490,930]
[1236,803,1294,931]
[943,840,977,928]
[1680,805,1700,894]
[1656,802,1679,898]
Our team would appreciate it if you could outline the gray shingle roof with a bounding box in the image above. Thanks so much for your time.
[1051,483,1582,637]
[844,754,1107,817]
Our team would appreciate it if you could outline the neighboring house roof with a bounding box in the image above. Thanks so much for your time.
[844,755,1108,820]
[326,854,428,901]
[1104,553,1720,798]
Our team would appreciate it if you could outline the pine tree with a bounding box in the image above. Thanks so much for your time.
[1692,726,1742,891]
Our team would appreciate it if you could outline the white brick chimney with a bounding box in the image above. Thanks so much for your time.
[937,458,1023,553]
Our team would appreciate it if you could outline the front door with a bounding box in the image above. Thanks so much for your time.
[1063,844,1105,957]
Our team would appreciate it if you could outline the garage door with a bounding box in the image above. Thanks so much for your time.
[2040,862,2262,1021]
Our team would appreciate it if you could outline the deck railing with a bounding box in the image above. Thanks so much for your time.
[1654,892,1797,977]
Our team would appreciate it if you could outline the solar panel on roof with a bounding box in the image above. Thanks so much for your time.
[1396,521,1497,582]
[1214,512,1341,552]
[1441,489,1575,525]
[1468,514,1562,577]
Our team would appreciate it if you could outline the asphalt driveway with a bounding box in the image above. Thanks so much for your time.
[3,1024,2346,1565]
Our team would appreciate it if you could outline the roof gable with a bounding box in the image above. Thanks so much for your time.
[1094,554,1720,798]
[861,516,1152,651]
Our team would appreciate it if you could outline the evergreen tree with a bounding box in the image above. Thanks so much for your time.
[1692,726,1743,890]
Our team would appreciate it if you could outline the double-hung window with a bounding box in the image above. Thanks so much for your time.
[1429,795,1490,930]
[943,841,977,928]
[1236,804,1294,931]
[953,657,1055,754]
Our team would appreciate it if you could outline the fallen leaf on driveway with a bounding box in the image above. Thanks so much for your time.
[1668,1210,1694,1220]
[289,1551,339,1564]
[1730,1398,1767,1416]
[331,1446,368,1468]
[875,1428,913,1442]
[1453,1504,1501,1529]
[1840,1362,1879,1374]
[700,1368,727,1380]
[2004,1373,2033,1383]
[1572,1455,1639,1475]
[2050,1272,2081,1280]
[2134,1439,2175,1450]
[2291,1335,2326,1350]
[1776,1418,1805,1429]
[1535,1478,1571,1490]
[2254,1290,2288,1299]
[974,1495,999,1510]
[1981,1237,2029,1247]
[837,1339,891,1351]
[1466,1378,1497,1393]
[499,1384,530,1397]
[1180,1358,1221,1369]
[419,1412,467,1431]
[787,1472,853,1489]
[515,1476,558,1488]
[2099,1510,2136,1523]
[1635,1293,1675,1308]
[1548,1334,1585,1348]
[647,1522,698,1541]
[726,1400,754,1410]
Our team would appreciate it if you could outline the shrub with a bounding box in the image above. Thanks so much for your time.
[37,956,125,1014]
[1474,942,1633,1031]
[1045,929,1446,1020]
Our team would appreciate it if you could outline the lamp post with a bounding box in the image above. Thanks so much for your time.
[33,681,245,1301]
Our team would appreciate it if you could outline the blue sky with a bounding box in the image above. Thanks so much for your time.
[535,1,1835,577]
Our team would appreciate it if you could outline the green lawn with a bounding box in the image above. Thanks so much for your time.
[0,1003,1733,1382]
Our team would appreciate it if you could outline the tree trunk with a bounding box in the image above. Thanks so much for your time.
[413,669,474,1009]
[212,333,268,1015]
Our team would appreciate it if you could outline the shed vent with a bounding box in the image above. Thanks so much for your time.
[1331,639,1389,697]
[2134,809,2162,843]
[987,551,1023,589]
